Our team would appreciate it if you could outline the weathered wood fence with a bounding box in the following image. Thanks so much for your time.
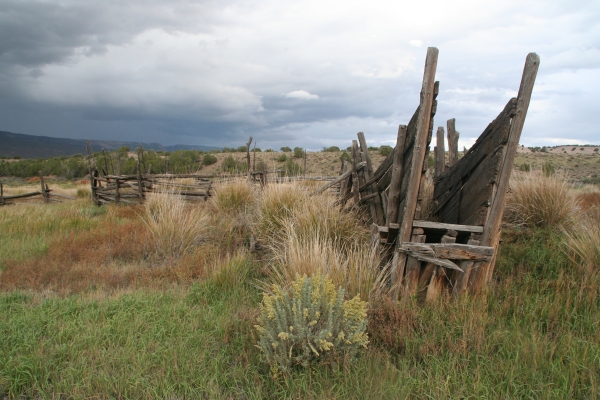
[313,48,540,299]
[0,172,75,206]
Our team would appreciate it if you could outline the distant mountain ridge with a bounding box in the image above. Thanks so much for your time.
[0,130,220,159]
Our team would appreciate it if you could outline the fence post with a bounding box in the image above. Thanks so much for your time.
[39,171,49,203]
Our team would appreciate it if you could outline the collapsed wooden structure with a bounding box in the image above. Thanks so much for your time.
[314,48,540,298]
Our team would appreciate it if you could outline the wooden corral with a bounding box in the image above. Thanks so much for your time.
[313,48,540,299]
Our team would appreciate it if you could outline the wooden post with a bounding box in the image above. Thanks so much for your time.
[165,157,169,174]
[303,149,307,180]
[350,141,360,205]
[102,149,109,177]
[391,47,439,301]
[136,159,144,203]
[402,229,426,298]
[1,182,4,205]
[358,132,384,226]
[115,177,120,204]
[116,154,121,177]
[246,136,253,181]
[470,52,540,293]
[435,127,445,177]
[426,229,456,301]
[447,118,459,167]
[386,125,407,225]
[39,171,49,203]
[147,164,152,174]
[253,143,257,172]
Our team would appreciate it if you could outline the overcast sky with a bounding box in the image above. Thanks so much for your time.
[1,0,599,150]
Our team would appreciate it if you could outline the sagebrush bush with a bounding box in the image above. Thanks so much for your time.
[506,173,578,229]
[255,274,368,377]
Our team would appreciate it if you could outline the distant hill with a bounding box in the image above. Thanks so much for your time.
[0,131,220,159]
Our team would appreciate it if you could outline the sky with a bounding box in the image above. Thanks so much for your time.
[0,0,599,151]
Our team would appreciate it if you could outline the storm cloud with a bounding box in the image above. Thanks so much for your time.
[0,0,599,150]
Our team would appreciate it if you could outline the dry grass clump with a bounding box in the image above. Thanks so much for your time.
[563,220,600,276]
[267,230,388,302]
[254,185,386,301]
[143,193,209,261]
[506,173,579,229]
[213,180,255,214]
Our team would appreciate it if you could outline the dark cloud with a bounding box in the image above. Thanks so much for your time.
[0,0,599,150]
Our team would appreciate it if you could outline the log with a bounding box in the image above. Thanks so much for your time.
[397,242,493,261]
[1,191,44,200]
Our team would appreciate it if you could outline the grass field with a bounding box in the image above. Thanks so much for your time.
[1,172,599,398]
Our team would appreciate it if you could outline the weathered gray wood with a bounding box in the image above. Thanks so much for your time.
[351,141,360,205]
[397,242,493,261]
[453,238,480,295]
[1,191,44,200]
[115,177,120,204]
[411,220,483,233]
[435,127,445,177]
[358,132,384,225]
[136,160,144,201]
[391,47,439,301]
[447,119,459,167]
[472,52,540,292]
[434,98,516,199]
[402,234,426,298]
[386,125,407,226]
[39,172,49,203]
[311,163,365,196]
[246,136,253,181]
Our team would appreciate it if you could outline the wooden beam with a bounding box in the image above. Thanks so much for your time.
[412,220,483,233]
[397,242,493,261]
[311,162,365,196]
[447,118,459,167]
[470,52,540,293]
[391,47,439,301]
[351,140,360,205]
[435,127,445,177]
[386,125,408,226]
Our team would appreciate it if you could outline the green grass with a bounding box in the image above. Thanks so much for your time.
[1,229,598,398]
[0,186,599,398]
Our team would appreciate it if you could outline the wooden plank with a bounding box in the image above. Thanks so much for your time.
[434,98,516,199]
[398,242,493,261]
[1,191,44,200]
[411,220,483,233]
[471,52,540,293]
[246,136,253,181]
[447,118,459,167]
[453,238,480,295]
[402,234,426,298]
[435,127,445,177]
[386,125,408,225]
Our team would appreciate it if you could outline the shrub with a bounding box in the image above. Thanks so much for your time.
[282,159,302,176]
[276,154,287,162]
[379,145,393,157]
[76,188,90,199]
[542,161,555,177]
[339,152,350,163]
[203,154,218,166]
[322,146,340,152]
[520,163,531,172]
[280,146,292,152]
[255,273,368,377]
[293,147,304,159]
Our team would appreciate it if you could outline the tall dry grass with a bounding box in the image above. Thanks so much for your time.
[212,180,255,214]
[506,173,579,229]
[254,184,385,301]
[143,193,209,261]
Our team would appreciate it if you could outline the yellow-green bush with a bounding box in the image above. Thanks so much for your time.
[255,274,368,377]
